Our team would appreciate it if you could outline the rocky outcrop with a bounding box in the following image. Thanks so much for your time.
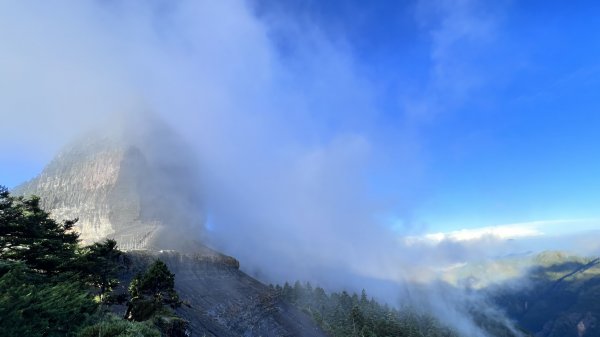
[15,137,144,245]
[13,116,205,251]
[119,251,327,337]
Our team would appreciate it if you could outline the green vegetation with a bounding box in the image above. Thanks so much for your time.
[129,260,180,308]
[0,186,186,337]
[126,260,182,323]
[77,314,161,337]
[0,188,79,275]
[275,281,460,337]
[490,253,600,337]
[78,239,122,301]
[0,262,97,336]
[276,281,534,337]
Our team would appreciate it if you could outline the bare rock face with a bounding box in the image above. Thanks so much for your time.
[13,115,205,251]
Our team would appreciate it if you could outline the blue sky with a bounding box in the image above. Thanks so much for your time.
[254,0,600,232]
[2,0,600,237]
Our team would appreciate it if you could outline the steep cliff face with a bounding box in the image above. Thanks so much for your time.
[13,117,205,251]
[121,251,328,337]
[16,138,136,244]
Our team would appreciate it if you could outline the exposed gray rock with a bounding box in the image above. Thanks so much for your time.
[122,251,328,337]
[13,114,206,251]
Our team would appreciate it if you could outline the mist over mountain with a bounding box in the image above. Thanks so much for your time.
[13,114,600,337]
[2,1,600,336]
[13,114,206,251]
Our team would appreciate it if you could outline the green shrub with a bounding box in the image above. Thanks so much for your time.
[77,314,161,337]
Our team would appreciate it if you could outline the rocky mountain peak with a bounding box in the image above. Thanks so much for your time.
[13,113,206,252]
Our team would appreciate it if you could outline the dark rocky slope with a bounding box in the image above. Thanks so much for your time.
[119,251,328,337]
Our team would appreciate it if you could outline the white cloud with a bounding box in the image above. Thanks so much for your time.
[407,221,546,244]
[405,219,600,246]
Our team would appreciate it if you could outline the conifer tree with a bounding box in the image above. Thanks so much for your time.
[127,259,180,321]
[0,186,79,275]
[78,239,122,300]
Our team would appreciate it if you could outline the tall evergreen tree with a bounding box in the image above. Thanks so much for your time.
[0,186,79,274]
[127,259,180,321]
[77,239,122,300]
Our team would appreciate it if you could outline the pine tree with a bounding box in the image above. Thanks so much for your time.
[127,259,180,321]
[78,239,122,301]
[0,187,79,275]
[350,305,365,336]
[282,282,293,301]
[277,279,465,337]
[360,289,369,307]
[0,263,97,336]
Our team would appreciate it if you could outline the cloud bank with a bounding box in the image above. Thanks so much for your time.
[2,1,595,336]
[0,0,403,283]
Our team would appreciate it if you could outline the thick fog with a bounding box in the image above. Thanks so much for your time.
[1,0,409,281]
[1,2,595,336]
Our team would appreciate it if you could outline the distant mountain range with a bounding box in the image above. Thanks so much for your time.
[453,251,600,337]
